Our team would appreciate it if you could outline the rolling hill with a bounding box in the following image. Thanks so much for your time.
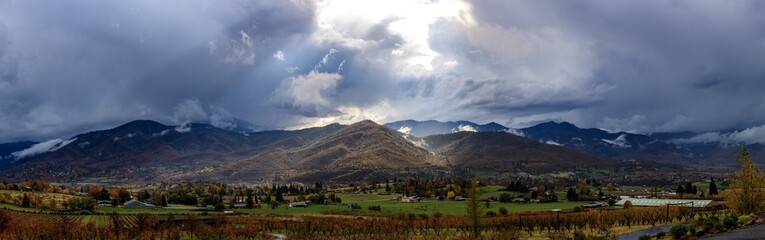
[424,131,614,173]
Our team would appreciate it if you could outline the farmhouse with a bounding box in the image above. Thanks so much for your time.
[615,198,714,208]
[123,199,155,209]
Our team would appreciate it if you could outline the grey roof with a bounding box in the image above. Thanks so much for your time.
[615,198,713,208]
[123,199,155,207]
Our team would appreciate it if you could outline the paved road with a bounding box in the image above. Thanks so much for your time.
[701,223,765,240]
[617,225,673,240]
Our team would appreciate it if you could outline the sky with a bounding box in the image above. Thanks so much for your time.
[1,0,764,143]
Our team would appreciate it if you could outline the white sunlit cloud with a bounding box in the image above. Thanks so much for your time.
[11,138,76,160]
[313,0,473,72]
[397,126,412,135]
[457,124,477,132]
[273,50,285,61]
[672,124,765,146]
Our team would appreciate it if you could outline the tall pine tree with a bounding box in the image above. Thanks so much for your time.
[709,177,718,195]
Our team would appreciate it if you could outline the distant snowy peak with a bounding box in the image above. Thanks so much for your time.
[384,120,509,137]
[601,134,632,148]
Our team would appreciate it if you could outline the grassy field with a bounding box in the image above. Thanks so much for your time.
[0,185,589,217]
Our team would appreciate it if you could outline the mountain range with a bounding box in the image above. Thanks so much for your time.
[0,119,612,183]
[0,119,759,183]
[386,120,762,165]
[384,120,512,137]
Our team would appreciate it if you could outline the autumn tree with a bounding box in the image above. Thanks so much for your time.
[727,146,765,214]
[465,179,482,238]
[577,180,591,196]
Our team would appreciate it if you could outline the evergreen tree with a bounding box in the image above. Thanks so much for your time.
[685,182,695,195]
[100,187,111,201]
[21,194,30,208]
[161,195,168,207]
[676,185,685,196]
[709,177,718,195]
[566,187,578,201]
[275,191,285,203]
[246,195,254,208]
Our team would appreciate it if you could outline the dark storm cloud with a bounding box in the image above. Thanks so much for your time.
[1,0,764,144]
[434,0,765,136]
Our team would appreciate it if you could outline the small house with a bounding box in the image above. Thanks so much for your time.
[97,200,113,207]
[289,201,308,208]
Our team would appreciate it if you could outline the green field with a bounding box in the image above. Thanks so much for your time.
[90,185,587,216]
[0,185,589,217]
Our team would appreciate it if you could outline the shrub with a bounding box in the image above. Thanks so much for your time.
[573,230,586,240]
[737,215,752,225]
[703,216,721,232]
[485,211,497,217]
[723,214,738,229]
[669,224,689,240]
[408,212,417,220]
[367,205,381,212]
[432,211,443,219]
[655,231,666,238]
[638,234,652,240]
[498,207,508,215]
[418,213,429,220]
[695,230,706,237]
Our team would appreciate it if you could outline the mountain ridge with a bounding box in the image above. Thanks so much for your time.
[0,119,613,183]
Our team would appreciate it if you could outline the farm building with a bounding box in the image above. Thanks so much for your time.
[582,202,609,208]
[123,199,155,209]
[97,200,112,206]
[289,202,308,208]
[615,198,714,208]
